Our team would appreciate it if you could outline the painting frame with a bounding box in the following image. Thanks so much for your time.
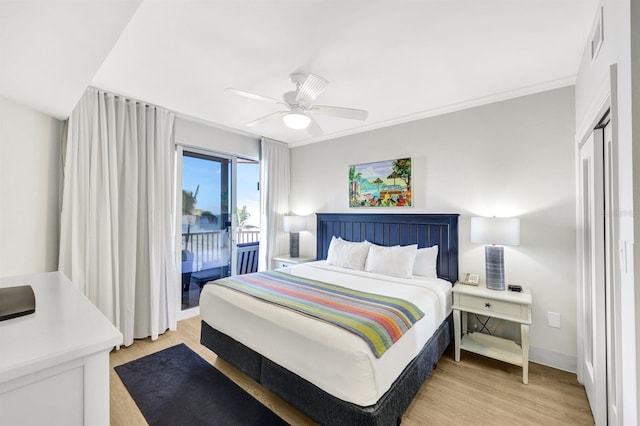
[348,158,412,208]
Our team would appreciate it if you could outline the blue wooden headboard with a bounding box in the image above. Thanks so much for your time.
[316,213,459,283]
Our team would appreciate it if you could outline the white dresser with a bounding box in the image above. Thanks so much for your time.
[0,272,123,425]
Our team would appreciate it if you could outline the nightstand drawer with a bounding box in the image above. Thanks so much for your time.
[459,294,521,317]
[272,255,315,270]
[274,260,293,269]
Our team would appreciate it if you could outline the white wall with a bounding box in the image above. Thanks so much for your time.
[0,95,61,276]
[175,115,260,159]
[574,1,638,423]
[290,86,577,371]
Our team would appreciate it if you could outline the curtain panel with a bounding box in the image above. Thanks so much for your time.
[258,137,290,271]
[59,88,177,346]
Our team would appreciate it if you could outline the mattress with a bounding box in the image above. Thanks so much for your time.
[199,261,452,406]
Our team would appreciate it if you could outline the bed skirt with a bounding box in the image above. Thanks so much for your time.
[200,313,453,426]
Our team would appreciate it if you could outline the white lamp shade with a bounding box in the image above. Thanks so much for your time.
[282,112,311,129]
[283,215,307,232]
[470,217,520,246]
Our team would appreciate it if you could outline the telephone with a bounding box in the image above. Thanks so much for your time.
[460,272,480,286]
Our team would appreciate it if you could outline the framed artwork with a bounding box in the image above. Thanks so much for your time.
[348,158,412,207]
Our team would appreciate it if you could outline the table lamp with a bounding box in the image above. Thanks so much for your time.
[283,215,306,258]
[470,216,520,290]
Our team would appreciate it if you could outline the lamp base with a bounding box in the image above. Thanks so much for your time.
[290,232,300,258]
[485,245,505,291]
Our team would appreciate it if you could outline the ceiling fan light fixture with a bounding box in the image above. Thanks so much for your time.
[283,111,311,129]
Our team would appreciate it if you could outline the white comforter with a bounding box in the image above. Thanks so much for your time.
[199,261,452,406]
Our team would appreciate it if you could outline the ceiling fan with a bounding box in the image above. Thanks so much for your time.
[226,73,368,137]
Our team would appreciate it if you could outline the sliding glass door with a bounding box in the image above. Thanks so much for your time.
[181,152,230,310]
[236,158,260,242]
[179,149,260,311]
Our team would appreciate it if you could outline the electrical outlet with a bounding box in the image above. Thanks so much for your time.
[548,312,561,328]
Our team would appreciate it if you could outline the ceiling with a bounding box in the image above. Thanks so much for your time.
[1,0,599,146]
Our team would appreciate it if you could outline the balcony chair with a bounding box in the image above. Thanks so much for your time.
[236,241,259,275]
[189,241,259,289]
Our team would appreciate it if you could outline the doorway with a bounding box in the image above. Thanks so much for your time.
[178,149,260,312]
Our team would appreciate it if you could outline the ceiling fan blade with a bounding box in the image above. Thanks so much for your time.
[246,111,286,127]
[226,88,284,105]
[306,115,323,138]
[310,105,368,121]
[296,74,329,103]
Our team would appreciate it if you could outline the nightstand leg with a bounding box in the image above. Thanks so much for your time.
[453,309,461,362]
[521,323,529,384]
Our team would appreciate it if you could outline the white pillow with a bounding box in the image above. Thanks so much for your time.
[413,245,438,278]
[326,237,371,270]
[364,244,418,279]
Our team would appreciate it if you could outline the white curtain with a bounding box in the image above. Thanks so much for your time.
[59,88,177,346]
[258,137,290,271]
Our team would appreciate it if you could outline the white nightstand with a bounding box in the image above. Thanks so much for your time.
[452,282,533,384]
[272,254,315,269]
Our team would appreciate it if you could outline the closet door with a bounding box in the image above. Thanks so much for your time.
[578,129,606,425]
[603,120,620,425]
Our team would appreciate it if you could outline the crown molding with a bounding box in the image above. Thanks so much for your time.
[288,75,577,148]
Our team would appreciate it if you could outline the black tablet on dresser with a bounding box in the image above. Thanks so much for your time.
[0,285,35,321]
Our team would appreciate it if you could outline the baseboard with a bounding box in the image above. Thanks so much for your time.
[529,345,577,373]
[177,306,200,322]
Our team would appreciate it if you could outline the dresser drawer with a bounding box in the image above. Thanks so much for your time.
[458,294,521,317]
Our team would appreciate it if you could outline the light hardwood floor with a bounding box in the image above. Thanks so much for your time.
[110,316,594,426]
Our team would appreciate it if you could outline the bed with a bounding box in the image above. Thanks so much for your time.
[200,213,459,425]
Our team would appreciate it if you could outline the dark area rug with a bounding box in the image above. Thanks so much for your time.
[115,343,288,426]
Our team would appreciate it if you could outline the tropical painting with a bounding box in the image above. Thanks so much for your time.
[349,158,412,207]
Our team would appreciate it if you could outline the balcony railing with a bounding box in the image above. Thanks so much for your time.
[182,229,260,272]
[236,230,260,244]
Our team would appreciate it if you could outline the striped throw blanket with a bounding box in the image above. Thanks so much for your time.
[211,271,425,358]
